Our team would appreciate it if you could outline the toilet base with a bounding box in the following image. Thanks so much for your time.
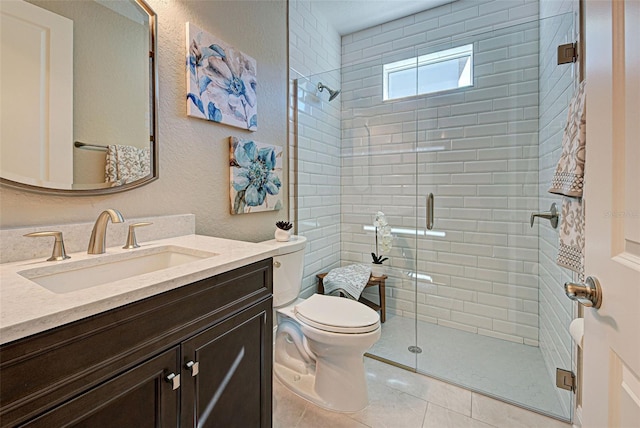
[274,361,369,413]
[273,296,380,413]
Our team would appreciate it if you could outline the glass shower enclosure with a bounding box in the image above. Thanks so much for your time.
[294,13,576,421]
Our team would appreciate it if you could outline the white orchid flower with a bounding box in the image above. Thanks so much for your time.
[372,211,393,260]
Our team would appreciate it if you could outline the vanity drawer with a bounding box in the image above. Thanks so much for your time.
[0,258,272,427]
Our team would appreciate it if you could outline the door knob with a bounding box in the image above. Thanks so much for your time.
[564,276,602,309]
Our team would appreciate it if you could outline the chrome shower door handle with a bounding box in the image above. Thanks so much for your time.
[426,193,434,230]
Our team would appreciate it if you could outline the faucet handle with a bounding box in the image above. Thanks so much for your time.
[24,231,71,261]
[123,222,153,249]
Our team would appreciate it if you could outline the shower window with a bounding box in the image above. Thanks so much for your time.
[383,43,473,100]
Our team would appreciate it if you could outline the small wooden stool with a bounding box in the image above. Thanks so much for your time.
[316,273,387,323]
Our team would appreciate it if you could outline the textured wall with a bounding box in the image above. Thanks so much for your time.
[288,0,342,297]
[340,0,541,344]
[0,0,288,244]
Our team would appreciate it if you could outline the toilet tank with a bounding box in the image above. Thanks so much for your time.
[261,235,307,308]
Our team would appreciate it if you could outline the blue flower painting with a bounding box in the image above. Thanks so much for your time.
[229,137,282,214]
[186,23,258,131]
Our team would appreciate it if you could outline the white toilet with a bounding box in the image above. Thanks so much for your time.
[263,235,381,413]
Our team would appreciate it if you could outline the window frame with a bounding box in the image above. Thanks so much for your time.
[382,43,474,101]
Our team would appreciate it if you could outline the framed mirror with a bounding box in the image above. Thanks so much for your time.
[0,0,158,195]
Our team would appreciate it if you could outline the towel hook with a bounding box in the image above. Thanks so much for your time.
[530,202,559,229]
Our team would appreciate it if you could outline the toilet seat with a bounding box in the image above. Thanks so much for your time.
[294,294,379,334]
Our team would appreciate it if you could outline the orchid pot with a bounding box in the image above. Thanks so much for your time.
[371,253,388,277]
[371,262,386,277]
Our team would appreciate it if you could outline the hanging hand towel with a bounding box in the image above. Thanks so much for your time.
[322,264,371,300]
[105,145,151,187]
[549,80,586,198]
[558,196,585,281]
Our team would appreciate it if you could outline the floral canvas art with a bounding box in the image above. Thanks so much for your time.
[229,137,282,214]
[186,22,257,131]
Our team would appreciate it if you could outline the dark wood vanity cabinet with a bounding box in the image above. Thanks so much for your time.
[22,347,182,427]
[0,259,273,428]
[181,301,271,428]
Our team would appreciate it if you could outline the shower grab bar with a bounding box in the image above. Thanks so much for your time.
[426,193,434,230]
[362,225,445,238]
[341,145,447,158]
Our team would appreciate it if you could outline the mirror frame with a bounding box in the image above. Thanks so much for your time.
[0,0,158,196]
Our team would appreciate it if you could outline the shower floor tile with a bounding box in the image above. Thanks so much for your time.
[367,314,569,418]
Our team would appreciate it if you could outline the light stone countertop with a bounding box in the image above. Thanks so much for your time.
[0,234,279,345]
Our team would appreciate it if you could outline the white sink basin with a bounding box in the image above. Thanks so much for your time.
[18,245,219,294]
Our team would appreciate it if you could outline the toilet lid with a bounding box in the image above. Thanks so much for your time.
[294,294,380,334]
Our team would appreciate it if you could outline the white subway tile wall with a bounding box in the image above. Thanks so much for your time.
[290,0,577,415]
[289,0,342,296]
[340,0,541,344]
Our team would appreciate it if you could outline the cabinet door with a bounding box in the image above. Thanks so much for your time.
[181,299,272,428]
[22,347,181,427]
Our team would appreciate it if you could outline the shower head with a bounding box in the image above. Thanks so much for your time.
[317,82,341,101]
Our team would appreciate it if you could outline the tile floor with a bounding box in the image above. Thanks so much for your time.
[367,314,571,418]
[273,358,572,428]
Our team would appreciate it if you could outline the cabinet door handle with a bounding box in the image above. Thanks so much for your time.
[165,372,180,390]
[185,360,199,376]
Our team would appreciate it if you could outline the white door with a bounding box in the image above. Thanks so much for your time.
[583,1,640,427]
[0,0,73,187]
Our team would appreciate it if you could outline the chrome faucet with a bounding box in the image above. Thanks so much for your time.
[87,209,125,254]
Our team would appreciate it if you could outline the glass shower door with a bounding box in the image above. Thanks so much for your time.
[338,58,421,371]
[413,15,575,420]
[295,66,421,372]
[295,10,577,423]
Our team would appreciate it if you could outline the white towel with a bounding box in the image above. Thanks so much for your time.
[558,196,585,281]
[549,80,586,198]
[322,264,371,300]
[105,145,151,187]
